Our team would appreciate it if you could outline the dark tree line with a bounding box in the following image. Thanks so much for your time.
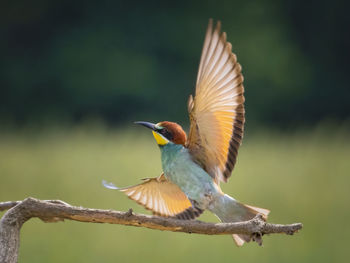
[1,0,349,128]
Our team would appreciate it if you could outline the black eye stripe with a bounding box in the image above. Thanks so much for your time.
[159,128,173,140]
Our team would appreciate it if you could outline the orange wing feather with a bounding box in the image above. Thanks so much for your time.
[120,174,203,219]
[187,19,245,183]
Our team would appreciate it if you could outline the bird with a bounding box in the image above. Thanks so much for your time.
[103,19,270,246]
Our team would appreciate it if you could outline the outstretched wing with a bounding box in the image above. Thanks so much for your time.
[187,19,245,183]
[105,174,203,220]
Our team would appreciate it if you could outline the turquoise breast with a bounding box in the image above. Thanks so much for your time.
[159,143,219,207]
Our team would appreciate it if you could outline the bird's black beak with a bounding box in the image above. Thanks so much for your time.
[134,121,156,131]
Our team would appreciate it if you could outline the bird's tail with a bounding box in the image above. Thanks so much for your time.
[209,194,270,246]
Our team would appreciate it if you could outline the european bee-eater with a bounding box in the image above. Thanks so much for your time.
[104,19,269,246]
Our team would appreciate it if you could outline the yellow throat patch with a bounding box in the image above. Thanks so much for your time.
[152,131,169,146]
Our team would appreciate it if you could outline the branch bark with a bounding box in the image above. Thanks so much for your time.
[0,197,302,263]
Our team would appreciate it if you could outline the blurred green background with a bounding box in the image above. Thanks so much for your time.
[1,0,349,262]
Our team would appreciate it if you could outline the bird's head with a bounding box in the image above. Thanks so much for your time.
[135,121,187,146]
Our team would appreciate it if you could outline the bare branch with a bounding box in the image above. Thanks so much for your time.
[0,197,302,263]
[0,201,20,212]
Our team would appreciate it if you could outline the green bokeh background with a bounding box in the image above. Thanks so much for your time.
[1,0,349,262]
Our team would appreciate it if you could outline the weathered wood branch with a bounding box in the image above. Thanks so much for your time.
[0,197,302,263]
